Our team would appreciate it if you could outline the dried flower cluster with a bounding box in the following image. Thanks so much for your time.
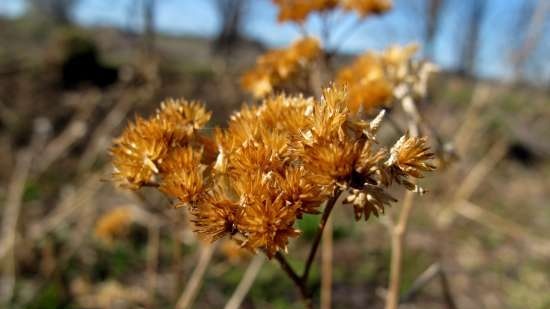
[274,0,392,23]
[111,86,435,258]
[336,44,437,114]
[241,38,321,98]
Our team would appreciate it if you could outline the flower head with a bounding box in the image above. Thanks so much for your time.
[241,38,321,98]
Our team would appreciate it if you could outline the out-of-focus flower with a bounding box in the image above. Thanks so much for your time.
[340,0,392,17]
[336,44,432,115]
[95,207,133,244]
[274,0,339,23]
[241,38,321,98]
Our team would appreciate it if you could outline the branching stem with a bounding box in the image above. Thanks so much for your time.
[274,189,342,309]
[302,189,341,282]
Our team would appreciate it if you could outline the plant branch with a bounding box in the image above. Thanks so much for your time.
[302,189,341,282]
[224,255,265,309]
[385,189,415,309]
[275,252,312,309]
[175,243,216,309]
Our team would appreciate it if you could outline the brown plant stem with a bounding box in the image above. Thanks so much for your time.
[274,252,312,309]
[302,190,341,282]
[385,189,415,309]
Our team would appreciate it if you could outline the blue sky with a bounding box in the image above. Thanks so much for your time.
[1,0,548,81]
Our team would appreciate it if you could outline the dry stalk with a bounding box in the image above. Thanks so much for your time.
[385,189,415,309]
[0,149,33,303]
[175,243,216,309]
[456,200,550,258]
[224,255,265,309]
[438,139,508,227]
[399,262,457,309]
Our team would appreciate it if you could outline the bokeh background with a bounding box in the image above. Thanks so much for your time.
[0,1,549,308]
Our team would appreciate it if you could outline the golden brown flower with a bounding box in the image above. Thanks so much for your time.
[237,194,300,258]
[111,117,171,189]
[241,38,321,98]
[276,167,330,216]
[159,147,206,205]
[110,98,212,190]
[386,134,436,191]
[191,189,240,242]
[274,0,339,23]
[157,98,211,131]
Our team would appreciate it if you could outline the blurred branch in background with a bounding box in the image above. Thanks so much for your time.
[212,0,248,53]
[27,0,78,25]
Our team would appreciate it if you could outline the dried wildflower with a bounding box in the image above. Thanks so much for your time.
[191,190,240,242]
[95,207,133,244]
[237,194,301,258]
[241,38,321,98]
[276,167,329,216]
[344,185,396,220]
[157,98,211,131]
[110,84,436,258]
[341,0,392,17]
[111,117,171,189]
[111,98,211,189]
[335,44,429,114]
[386,134,436,191]
[159,147,206,205]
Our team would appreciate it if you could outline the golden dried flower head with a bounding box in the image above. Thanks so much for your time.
[386,134,436,191]
[191,189,240,242]
[159,147,206,205]
[111,116,171,189]
[275,167,330,216]
[95,207,133,244]
[110,98,212,190]
[241,38,321,98]
[237,194,301,258]
[157,98,212,132]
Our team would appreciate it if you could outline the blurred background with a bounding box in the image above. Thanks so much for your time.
[0,0,549,308]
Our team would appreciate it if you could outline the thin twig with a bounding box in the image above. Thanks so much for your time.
[224,255,265,309]
[399,263,441,303]
[302,190,341,282]
[175,243,216,309]
[385,189,415,309]
[438,264,457,309]
[0,150,33,303]
[275,252,312,309]
[399,262,457,309]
